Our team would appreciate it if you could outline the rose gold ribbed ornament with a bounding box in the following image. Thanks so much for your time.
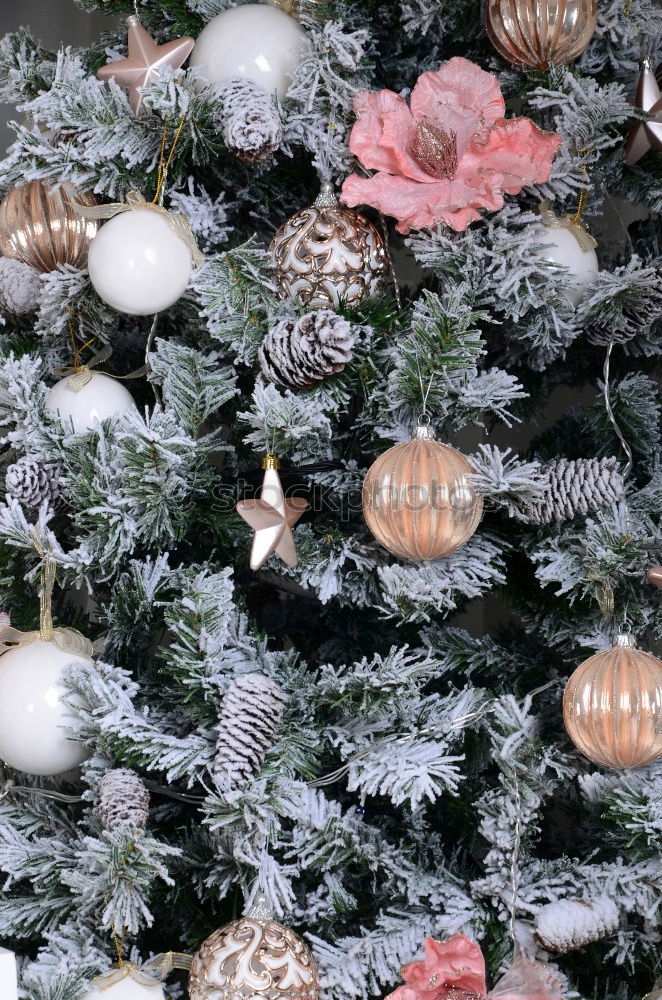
[0,180,98,273]
[563,630,662,770]
[485,0,597,69]
[362,424,483,561]
[189,895,319,1000]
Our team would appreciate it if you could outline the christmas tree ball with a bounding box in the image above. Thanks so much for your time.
[563,631,662,769]
[270,183,388,309]
[0,179,98,273]
[45,371,136,434]
[83,978,166,1000]
[0,638,90,776]
[87,209,193,315]
[189,904,319,1000]
[190,4,308,101]
[485,0,597,68]
[362,424,483,561]
[529,212,599,308]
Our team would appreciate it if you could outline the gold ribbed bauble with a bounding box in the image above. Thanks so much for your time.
[563,631,662,769]
[0,179,99,272]
[362,424,483,561]
[189,896,319,1000]
[485,0,597,69]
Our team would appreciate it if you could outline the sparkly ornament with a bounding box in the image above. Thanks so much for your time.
[646,566,662,588]
[97,16,194,115]
[190,4,308,102]
[270,181,388,309]
[625,56,662,166]
[563,629,662,769]
[485,0,597,68]
[0,180,98,273]
[362,424,483,562]
[236,453,308,570]
[45,371,136,434]
[188,895,319,1000]
[529,201,599,308]
[534,896,619,953]
[0,558,92,776]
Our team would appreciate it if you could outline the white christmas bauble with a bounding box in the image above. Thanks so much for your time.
[87,210,192,315]
[84,978,167,1000]
[45,371,136,434]
[529,222,599,307]
[0,638,90,775]
[190,4,308,101]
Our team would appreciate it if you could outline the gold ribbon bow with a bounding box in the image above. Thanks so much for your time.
[538,199,597,252]
[0,553,93,658]
[92,953,193,991]
[51,343,149,393]
[74,190,205,268]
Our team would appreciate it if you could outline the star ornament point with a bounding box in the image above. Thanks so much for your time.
[97,16,195,115]
[237,465,309,571]
[625,56,662,166]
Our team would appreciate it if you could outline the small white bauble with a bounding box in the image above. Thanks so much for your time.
[530,221,599,308]
[190,4,308,101]
[0,638,90,776]
[45,371,136,434]
[83,977,167,1000]
[88,210,192,315]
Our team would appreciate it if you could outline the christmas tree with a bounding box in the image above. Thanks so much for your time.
[0,0,659,998]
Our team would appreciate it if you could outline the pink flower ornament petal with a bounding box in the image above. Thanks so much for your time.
[411,57,505,155]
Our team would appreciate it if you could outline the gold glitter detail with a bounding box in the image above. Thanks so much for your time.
[411,121,458,179]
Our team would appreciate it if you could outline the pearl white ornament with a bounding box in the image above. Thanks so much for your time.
[530,221,599,307]
[83,979,167,1000]
[0,638,90,776]
[88,209,192,315]
[190,4,308,101]
[45,371,136,434]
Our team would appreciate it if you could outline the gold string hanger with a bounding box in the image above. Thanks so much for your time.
[153,114,187,205]
[568,144,594,224]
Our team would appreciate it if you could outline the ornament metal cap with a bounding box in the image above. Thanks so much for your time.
[614,631,637,648]
[246,892,274,921]
[314,181,338,208]
[125,14,140,26]
[413,422,436,440]
[262,452,281,470]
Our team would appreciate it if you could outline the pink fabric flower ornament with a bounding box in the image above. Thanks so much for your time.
[341,57,562,234]
[385,936,564,1000]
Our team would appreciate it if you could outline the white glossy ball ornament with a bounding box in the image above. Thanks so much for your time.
[88,210,192,315]
[45,371,136,434]
[0,639,90,776]
[190,4,308,101]
[83,979,166,1000]
[529,214,599,308]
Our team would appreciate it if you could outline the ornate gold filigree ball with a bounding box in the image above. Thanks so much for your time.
[269,182,388,309]
[189,897,319,1000]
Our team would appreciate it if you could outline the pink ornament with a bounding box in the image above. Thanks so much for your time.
[341,58,562,233]
[385,937,564,1000]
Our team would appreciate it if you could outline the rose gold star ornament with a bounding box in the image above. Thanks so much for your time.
[236,453,308,570]
[97,16,194,115]
[625,55,662,166]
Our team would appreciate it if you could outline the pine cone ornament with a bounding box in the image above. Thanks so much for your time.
[534,896,619,953]
[0,257,41,314]
[99,768,150,833]
[5,456,62,509]
[219,77,282,163]
[525,457,623,524]
[213,672,287,790]
[259,310,356,389]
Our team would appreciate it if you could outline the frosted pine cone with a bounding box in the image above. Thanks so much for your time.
[213,673,286,791]
[535,896,619,953]
[0,257,41,314]
[99,768,150,833]
[219,77,282,163]
[524,457,623,524]
[259,311,356,389]
[5,456,61,509]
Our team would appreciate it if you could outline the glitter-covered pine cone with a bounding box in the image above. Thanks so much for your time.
[99,768,150,833]
[219,77,282,163]
[535,896,619,953]
[5,455,62,509]
[525,457,623,524]
[213,672,287,791]
[259,310,357,389]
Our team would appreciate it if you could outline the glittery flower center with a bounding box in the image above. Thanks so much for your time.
[411,121,458,179]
